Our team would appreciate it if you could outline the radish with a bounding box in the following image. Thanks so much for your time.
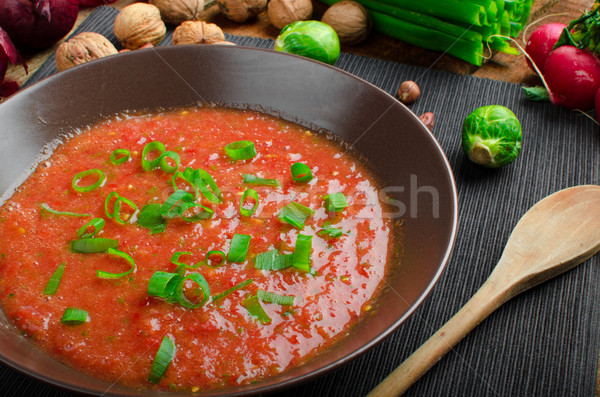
[525,23,567,72]
[542,45,600,110]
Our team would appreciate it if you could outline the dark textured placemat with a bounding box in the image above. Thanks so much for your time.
[12,6,600,397]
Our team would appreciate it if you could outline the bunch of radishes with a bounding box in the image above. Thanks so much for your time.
[525,7,600,116]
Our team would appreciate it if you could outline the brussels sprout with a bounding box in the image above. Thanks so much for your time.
[274,21,340,65]
[462,105,522,168]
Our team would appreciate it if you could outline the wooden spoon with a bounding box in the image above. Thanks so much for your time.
[368,185,600,397]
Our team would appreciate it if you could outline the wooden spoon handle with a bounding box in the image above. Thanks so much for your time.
[368,279,510,397]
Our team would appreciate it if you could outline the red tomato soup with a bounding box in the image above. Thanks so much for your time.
[0,107,393,391]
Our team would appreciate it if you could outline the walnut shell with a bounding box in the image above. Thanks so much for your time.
[114,3,166,50]
[267,0,312,30]
[173,21,226,45]
[149,0,204,25]
[321,1,371,45]
[55,32,118,72]
[216,0,267,23]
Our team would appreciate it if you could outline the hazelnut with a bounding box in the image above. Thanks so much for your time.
[216,0,267,23]
[419,112,434,131]
[149,0,204,25]
[114,3,166,50]
[321,1,371,45]
[55,32,118,72]
[267,0,312,30]
[173,21,225,45]
[398,80,420,104]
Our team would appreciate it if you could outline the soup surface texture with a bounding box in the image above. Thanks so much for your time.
[0,107,391,391]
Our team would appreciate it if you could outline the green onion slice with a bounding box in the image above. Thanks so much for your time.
[278,202,315,229]
[240,189,259,217]
[227,234,251,263]
[142,141,166,171]
[159,151,180,174]
[104,191,120,218]
[70,238,119,253]
[172,171,199,200]
[291,163,313,183]
[257,289,295,305]
[242,174,280,187]
[254,250,292,271]
[180,203,213,222]
[317,223,345,239]
[242,295,271,324]
[110,149,130,165]
[171,252,200,269]
[137,203,167,234]
[43,262,66,295]
[174,273,210,309]
[39,203,91,218]
[114,197,138,224]
[147,271,179,299]
[71,169,106,193]
[212,279,253,302]
[206,250,226,267]
[324,192,348,212]
[77,218,105,239]
[160,190,194,219]
[194,168,222,203]
[224,140,257,160]
[97,248,136,279]
[292,234,313,272]
[148,336,175,384]
[61,307,88,325]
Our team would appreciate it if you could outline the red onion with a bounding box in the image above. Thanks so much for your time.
[0,0,79,49]
[0,26,19,82]
[79,0,117,6]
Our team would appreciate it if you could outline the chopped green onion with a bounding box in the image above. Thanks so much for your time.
[61,307,88,325]
[172,171,199,200]
[224,140,257,160]
[317,223,346,239]
[291,163,313,183]
[227,234,251,263]
[254,250,292,271]
[278,202,315,229]
[39,203,91,218]
[142,141,166,171]
[174,273,210,309]
[147,271,179,299]
[194,168,223,203]
[71,169,106,193]
[137,203,167,234]
[324,192,348,212]
[43,262,66,295]
[292,234,312,272]
[206,250,226,267]
[180,203,213,222]
[70,238,119,253]
[257,289,295,305]
[97,248,136,279]
[114,197,138,224]
[104,191,119,218]
[159,151,180,174]
[240,189,259,217]
[160,191,194,219]
[148,336,175,384]
[242,174,280,187]
[242,295,271,324]
[171,252,200,269]
[212,279,253,302]
[110,149,130,165]
[77,218,105,239]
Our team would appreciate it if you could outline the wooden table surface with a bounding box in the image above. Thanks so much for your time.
[4,0,600,395]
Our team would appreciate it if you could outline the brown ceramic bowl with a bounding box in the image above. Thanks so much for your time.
[0,46,457,396]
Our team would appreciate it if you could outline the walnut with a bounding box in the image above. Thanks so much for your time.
[267,0,313,30]
[114,3,166,50]
[55,32,118,72]
[216,0,267,23]
[321,1,371,45]
[173,21,225,45]
[149,0,204,25]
